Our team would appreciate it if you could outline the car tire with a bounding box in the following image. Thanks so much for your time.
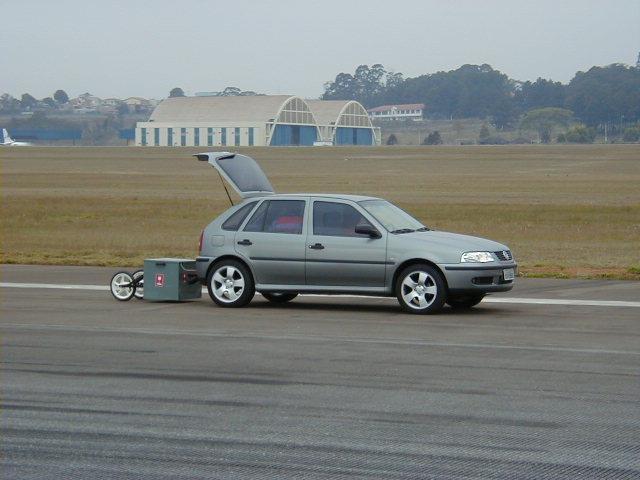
[395,264,446,314]
[262,292,298,303]
[447,295,485,309]
[207,259,255,308]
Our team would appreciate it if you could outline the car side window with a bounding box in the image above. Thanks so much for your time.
[222,202,257,231]
[244,200,305,234]
[313,201,373,237]
[243,201,269,232]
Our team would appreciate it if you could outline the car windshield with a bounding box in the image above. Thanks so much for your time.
[359,199,427,233]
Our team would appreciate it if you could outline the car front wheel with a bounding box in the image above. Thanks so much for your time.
[395,264,446,314]
[207,260,255,308]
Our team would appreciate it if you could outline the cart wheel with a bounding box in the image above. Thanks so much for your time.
[110,271,135,301]
[132,270,144,299]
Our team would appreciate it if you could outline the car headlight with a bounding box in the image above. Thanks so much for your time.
[461,251,495,263]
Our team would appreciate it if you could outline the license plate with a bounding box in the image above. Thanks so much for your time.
[503,268,515,281]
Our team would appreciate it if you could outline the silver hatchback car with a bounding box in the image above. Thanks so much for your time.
[195,152,516,314]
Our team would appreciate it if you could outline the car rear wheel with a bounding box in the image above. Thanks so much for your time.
[447,295,485,309]
[395,264,446,314]
[207,260,255,308]
[261,292,298,303]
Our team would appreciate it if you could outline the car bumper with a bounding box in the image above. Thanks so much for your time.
[195,256,214,283]
[442,262,517,295]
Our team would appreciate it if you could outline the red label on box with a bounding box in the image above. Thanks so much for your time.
[155,273,165,287]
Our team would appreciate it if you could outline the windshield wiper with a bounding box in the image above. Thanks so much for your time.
[416,226,430,231]
[390,228,415,234]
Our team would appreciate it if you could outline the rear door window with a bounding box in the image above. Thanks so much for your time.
[243,200,305,234]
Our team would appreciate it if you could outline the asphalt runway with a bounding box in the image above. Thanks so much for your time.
[1,265,639,479]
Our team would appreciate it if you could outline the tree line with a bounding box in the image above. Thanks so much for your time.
[322,60,640,131]
[0,89,73,114]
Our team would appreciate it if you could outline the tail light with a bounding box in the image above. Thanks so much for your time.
[198,230,204,253]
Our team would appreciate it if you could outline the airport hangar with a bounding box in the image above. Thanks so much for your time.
[134,95,380,147]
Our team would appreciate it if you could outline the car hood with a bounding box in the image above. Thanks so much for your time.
[399,230,509,255]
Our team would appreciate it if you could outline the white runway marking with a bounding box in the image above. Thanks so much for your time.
[0,282,106,291]
[1,282,639,308]
[484,297,640,308]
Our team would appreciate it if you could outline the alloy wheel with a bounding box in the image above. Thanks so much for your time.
[400,270,438,310]
[211,265,245,303]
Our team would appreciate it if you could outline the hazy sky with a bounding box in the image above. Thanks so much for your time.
[3,0,638,99]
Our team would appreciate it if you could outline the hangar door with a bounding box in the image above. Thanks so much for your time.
[270,125,317,146]
[335,127,373,146]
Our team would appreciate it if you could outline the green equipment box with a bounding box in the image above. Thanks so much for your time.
[143,258,202,301]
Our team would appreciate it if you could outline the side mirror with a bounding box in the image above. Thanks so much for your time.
[355,224,382,239]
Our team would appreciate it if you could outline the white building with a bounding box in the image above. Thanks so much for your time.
[69,93,102,111]
[135,95,380,147]
[368,103,425,121]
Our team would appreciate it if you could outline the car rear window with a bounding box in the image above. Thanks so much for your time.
[222,202,257,231]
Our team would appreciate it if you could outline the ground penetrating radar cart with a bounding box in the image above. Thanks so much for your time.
[109,258,201,302]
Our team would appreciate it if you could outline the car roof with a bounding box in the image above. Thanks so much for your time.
[246,193,382,202]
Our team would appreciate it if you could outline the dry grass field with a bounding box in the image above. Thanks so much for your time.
[2,145,639,279]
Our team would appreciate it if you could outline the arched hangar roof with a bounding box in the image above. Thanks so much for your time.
[306,100,373,128]
[149,95,317,124]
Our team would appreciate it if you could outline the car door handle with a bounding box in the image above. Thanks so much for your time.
[237,239,253,246]
[308,243,324,250]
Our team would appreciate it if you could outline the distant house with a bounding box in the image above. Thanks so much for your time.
[102,98,122,107]
[368,103,425,121]
[124,97,152,113]
[124,97,150,107]
[98,98,123,114]
[70,93,102,111]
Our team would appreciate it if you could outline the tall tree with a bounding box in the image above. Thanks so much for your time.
[53,89,69,104]
[169,87,185,98]
[385,71,404,90]
[0,94,21,113]
[322,64,398,107]
[20,93,38,110]
[321,61,639,127]
[322,73,357,100]
[515,78,565,111]
[41,97,56,108]
[565,64,640,125]
[387,64,518,126]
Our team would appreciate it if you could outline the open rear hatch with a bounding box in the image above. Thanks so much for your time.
[195,152,275,198]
